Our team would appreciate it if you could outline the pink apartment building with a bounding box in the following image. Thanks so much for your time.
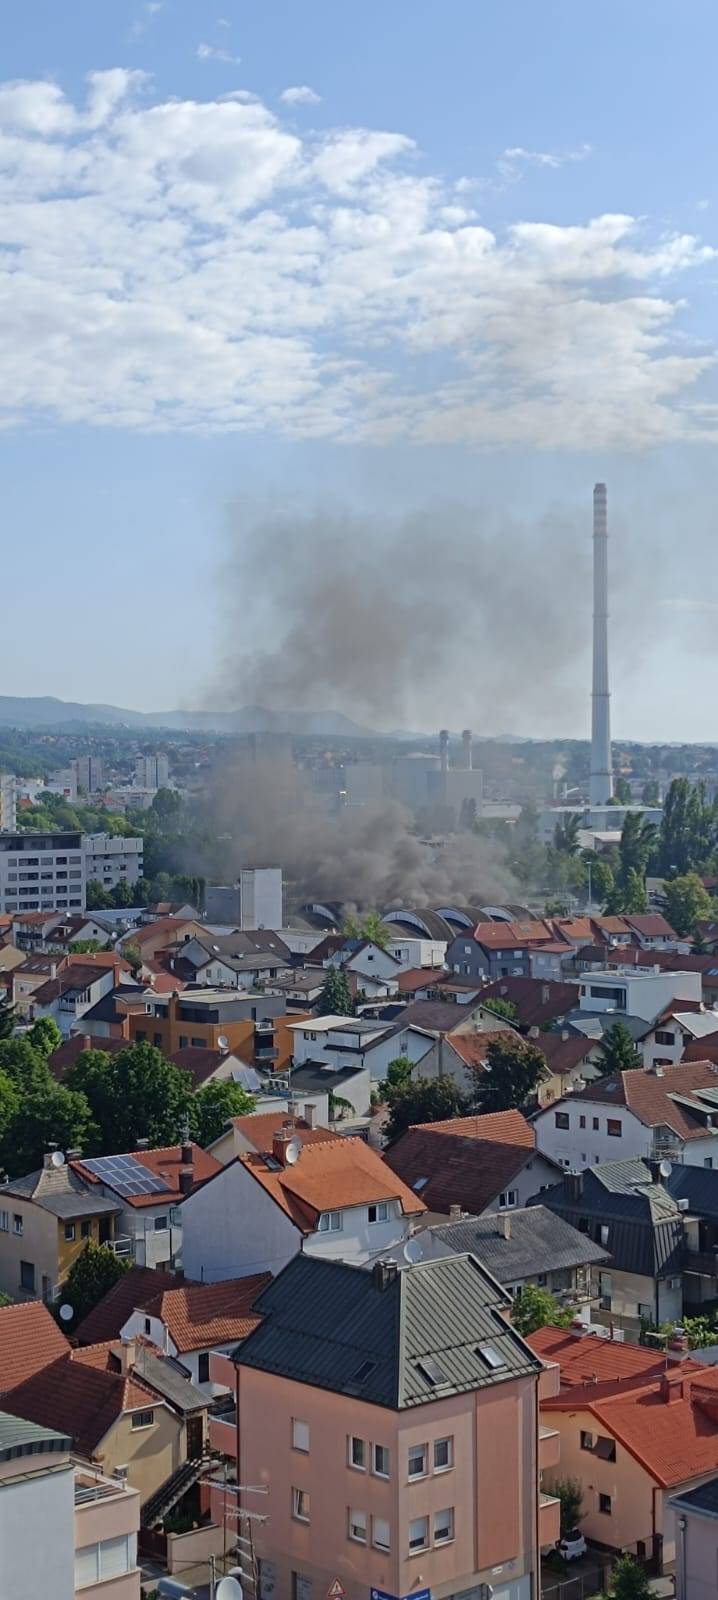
[209,1251,558,1600]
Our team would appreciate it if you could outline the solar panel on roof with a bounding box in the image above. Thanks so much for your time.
[81,1154,169,1198]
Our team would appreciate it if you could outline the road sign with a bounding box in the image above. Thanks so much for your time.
[370,1591,431,1600]
[327,1582,346,1600]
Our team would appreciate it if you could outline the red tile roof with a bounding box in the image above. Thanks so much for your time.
[6,1350,159,1458]
[241,1137,426,1231]
[138,1273,271,1352]
[448,1032,520,1070]
[72,1143,221,1208]
[528,1326,672,1390]
[129,917,202,947]
[567,1059,718,1140]
[472,919,556,949]
[229,1112,340,1152]
[396,967,434,994]
[623,913,679,940]
[49,1033,127,1079]
[75,1266,181,1345]
[383,1109,537,1216]
[478,978,578,1030]
[0,1302,70,1394]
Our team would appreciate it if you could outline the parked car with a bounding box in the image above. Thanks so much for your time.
[557,1530,587,1561]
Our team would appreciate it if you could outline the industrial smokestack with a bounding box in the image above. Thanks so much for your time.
[439,729,449,774]
[461,730,473,771]
[590,483,613,806]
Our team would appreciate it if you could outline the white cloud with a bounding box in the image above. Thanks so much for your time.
[129,1,163,41]
[197,43,242,65]
[280,85,321,106]
[0,72,713,447]
[503,142,592,170]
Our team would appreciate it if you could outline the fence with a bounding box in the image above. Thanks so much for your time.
[542,1561,611,1600]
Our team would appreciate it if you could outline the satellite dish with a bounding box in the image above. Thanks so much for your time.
[284,1136,302,1166]
[51,1150,66,1168]
[217,1034,229,1051]
[216,1579,243,1600]
[659,1159,672,1179]
[403,1237,423,1264]
[59,1304,74,1322]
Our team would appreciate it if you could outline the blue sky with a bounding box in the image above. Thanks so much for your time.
[3,0,718,738]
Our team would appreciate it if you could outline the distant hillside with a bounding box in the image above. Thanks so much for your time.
[0,696,374,738]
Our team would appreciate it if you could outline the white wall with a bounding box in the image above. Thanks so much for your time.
[303,1199,412,1264]
[120,1307,236,1397]
[578,970,702,1022]
[0,1460,75,1600]
[386,937,446,969]
[181,1162,300,1282]
[534,1101,652,1168]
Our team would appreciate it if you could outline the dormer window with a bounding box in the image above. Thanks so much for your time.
[318,1210,342,1233]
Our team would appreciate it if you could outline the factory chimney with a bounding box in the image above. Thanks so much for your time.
[590,482,613,806]
[461,730,473,771]
[439,729,449,774]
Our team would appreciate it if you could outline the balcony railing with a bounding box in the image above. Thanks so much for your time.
[685,1248,718,1277]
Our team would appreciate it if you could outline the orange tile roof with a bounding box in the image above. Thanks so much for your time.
[528,1326,673,1390]
[75,1265,181,1344]
[72,1143,221,1208]
[229,1112,341,1151]
[0,1302,71,1395]
[383,1109,536,1217]
[572,1059,718,1141]
[138,1273,271,1352]
[130,918,202,946]
[449,1032,520,1069]
[6,1351,159,1458]
[472,919,556,949]
[241,1137,426,1231]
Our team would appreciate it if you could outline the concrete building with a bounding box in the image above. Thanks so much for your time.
[0,774,17,830]
[576,966,702,1023]
[74,755,105,794]
[83,832,144,891]
[134,754,169,790]
[0,831,86,914]
[214,1251,549,1600]
[205,867,283,929]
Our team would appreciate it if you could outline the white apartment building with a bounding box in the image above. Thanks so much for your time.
[533,1060,718,1170]
[578,967,702,1022]
[83,833,144,891]
[73,754,104,793]
[0,832,86,914]
[134,754,169,790]
[205,867,283,929]
[0,774,16,831]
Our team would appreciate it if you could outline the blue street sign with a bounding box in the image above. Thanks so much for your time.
[370,1590,431,1600]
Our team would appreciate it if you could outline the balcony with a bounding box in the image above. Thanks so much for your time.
[539,1425,561,1472]
[254,1045,279,1062]
[685,1248,718,1278]
[539,1492,561,1549]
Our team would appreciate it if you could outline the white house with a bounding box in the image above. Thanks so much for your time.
[385,935,447,969]
[180,1126,426,1283]
[70,1142,221,1269]
[577,968,702,1024]
[120,1274,269,1398]
[288,1015,435,1080]
[533,1060,718,1171]
[642,1008,718,1069]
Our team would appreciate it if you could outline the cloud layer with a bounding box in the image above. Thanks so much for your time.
[0,69,713,445]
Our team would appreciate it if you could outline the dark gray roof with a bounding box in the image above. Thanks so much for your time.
[0,1410,72,1460]
[428,1206,609,1282]
[236,1252,541,1410]
[561,1010,652,1043]
[393,1000,476,1033]
[534,1160,684,1279]
[132,1348,206,1415]
[288,1064,366,1093]
[2,1165,122,1219]
[670,1475,718,1517]
[80,987,139,1024]
[665,1164,718,1221]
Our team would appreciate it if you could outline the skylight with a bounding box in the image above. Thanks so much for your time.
[477,1344,506,1371]
[413,1177,429,1191]
[416,1355,449,1386]
[352,1359,376,1383]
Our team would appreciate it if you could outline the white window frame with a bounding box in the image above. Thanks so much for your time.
[130,1408,155,1431]
[372,1442,390,1479]
[498,1190,517,1209]
[368,1201,389,1224]
[348,1508,367,1544]
[292,1419,310,1453]
[292,1487,310,1523]
[372,1516,390,1552]
[409,1515,429,1552]
[318,1210,342,1233]
[433,1436,454,1473]
[0,1210,8,1232]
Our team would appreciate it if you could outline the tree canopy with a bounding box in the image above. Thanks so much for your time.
[660,871,713,938]
[66,1042,194,1154]
[472,1035,546,1112]
[57,1241,129,1331]
[382,1072,469,1145]
[189,1080,256,1146]
[318,966,354,1016]
[510,1284,573,1337]
[595,1021,642,1076]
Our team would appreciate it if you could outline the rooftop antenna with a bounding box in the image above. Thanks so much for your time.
[51,1150,66,1169]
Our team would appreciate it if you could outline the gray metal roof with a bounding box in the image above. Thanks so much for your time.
[131,1348,206,1416]
[0,1410,72,1461]
[666,1164,718,1221]
[1,1165,122,1219]
[236,1252,541,1410]
[427,1206,609,1282]
[534,1161,684,1279]
[670,1476,718,1518]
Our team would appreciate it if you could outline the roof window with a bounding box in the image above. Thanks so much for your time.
[477,1344,506,1371]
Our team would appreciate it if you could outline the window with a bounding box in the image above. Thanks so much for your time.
[292,1419,310,1453]
[318,1210,342,1232]
[64,1223,76,1242]
[372,1517,390,1552]
[292,1488,310,1523]
[599,1493,612,1516]
[655,1030,675,1046]
[373,1443,390,1478]
[434,1507,454,1544]
[705,1158,714,1170]
[607,1119,622,1137]
[579,1115,586,1129]
[555,1112,570,1129]
[409,1516,429,1552]
[198,1353,210,1384]
[434,1436,453,1471]
[0,1211,7,1232]
[600,1224,610,1247]
[131,1409,155,1430]
[537,1272,547,1287]
[144,1318,151,1335]
[191,1036,204,1048]
[368,1202,388,1223]
[580,1430,594,1452]
[595,1436,616,1462]
[178,1034,188,1048]
[477,1343,506,1370]
[81,1220,91,1239]
[12,1214,23,1236]
[349,1436,365,1470]
[348,1509,366,1543]
[638,1302,652,1319]
[20,1260,35,1292]
[592,1117,599,1131]
[154,1215,168,1231]
[498,1189,518,1209]
[408,1443,428,1478]
[153,1032,162,1047]
[598,1271,612,1310]
[75,1534,137,1589]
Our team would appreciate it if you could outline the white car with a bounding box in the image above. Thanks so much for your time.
[557,1530,587,1562]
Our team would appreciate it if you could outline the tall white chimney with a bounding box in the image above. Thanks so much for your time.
[461,730,473,771]
[590,482,613,806]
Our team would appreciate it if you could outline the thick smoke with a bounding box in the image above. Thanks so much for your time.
[210,499,593,735]
[207,757,519,909]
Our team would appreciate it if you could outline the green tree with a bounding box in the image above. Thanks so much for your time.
[318,966,354,1016]
[190,1081,256,1147]
[383,1077,470,1145]
[0,1037,57,1095]
[681,1314,718,1348]
[615,776,632,805]
[481,997,518,1024]
[0,992,15,1041]
[27,1017,63,1058]
[57,1241,130,1331]
[658,777,714,877]
[342,910,390,949]
[2,1081,98,1177]
[604,1553,652,1600]
[622,868,648,914]
[111,879,138,908]
[121,941,143,976]
[510,1284,573,1337]
[69,939,104,955]
[0,1071,20,1157]
[150,787,183,827]
[472,1035,547,1112]
[67,1042,193,1154]
[660,872,713,938]
[642,779,660,805]
[553,813,581,856]
[595,1021,642,1076]
[545,1477,583,1539]
[85,880,114,910]
[589,858,615,904]
[618,813,657,887]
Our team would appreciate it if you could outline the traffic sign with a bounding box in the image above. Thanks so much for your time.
[370,1590,431,1600]
[327,1582,346,1600]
